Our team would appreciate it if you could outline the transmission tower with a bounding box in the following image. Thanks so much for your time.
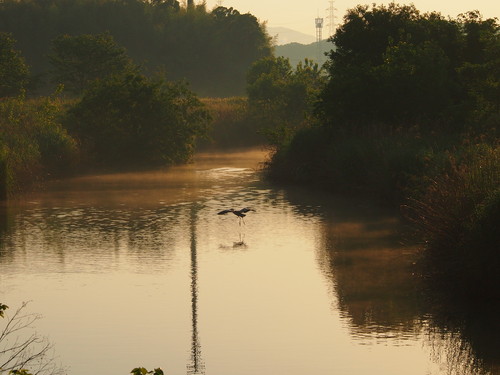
[326,0,337,37]
[216,0,223,6]
[315,16,324,43]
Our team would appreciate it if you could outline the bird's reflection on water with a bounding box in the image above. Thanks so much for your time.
[219,233,247,250]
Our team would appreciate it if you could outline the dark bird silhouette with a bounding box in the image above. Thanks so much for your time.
[217,208,255,225]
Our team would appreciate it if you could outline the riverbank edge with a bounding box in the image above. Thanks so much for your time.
[262,127,500,305]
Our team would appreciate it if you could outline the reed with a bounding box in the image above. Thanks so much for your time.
[403,144,500,301]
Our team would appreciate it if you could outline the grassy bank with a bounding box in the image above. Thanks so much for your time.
[199,97,265,150]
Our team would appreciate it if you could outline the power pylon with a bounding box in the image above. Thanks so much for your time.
[326,0,336,38]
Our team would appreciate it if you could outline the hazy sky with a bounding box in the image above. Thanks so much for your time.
[203,0,499,37]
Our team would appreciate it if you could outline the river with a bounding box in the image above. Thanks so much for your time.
[0,149,496,375]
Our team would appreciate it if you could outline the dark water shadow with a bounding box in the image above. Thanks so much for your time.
[279,183,499,375]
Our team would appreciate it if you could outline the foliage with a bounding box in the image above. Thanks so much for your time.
[456,12,500,134]
[49,33,135,95]
[0,33,30,97]
[131,368,164,375]
[0,95,78,195]
[0,0,272,96]
[259,4,499,303]
[263,4,499,199]
[318,5,499,131]
[247,56,326,146]
[9,370,33,375]
[0,304,7,318]
[65,72,210,169]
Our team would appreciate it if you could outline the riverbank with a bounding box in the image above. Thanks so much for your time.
[255,6,500,309]
[264,126,500,306]
[0,95,261,199]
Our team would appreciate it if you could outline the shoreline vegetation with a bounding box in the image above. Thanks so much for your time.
[252,4,499,308]
[0,1,498,374]
[0,0,273,196]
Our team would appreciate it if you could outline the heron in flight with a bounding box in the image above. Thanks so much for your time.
[217,207,255,225]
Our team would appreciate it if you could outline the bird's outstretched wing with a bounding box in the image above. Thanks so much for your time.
[239,208,255,213]
[217,209,233,215]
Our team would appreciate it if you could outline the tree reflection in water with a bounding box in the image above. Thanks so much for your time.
[283,187,499,375]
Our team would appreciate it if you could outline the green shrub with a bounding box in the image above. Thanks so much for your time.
[65,72,210,169]
[0,96,77,195]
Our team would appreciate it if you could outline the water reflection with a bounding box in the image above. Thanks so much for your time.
[188,204,205,375]
[0,149,497,375]
[281,186,499,375]
[281,187,424,336]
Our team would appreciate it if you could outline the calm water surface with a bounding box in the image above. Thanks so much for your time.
[0,149,495,375]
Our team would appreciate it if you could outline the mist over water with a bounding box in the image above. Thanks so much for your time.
[0,149,495,375]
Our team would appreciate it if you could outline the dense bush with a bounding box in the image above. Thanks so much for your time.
[319,6,499,132]
[262,4,499,200]
[65,72,210,169]
[247,56,326,147]
[0,96,77,195]
[0,32,30,97]
[49,32,135,95]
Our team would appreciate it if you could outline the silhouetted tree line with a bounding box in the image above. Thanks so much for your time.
[318,5,499,132]
[0,0,272,97]
[256,4,499,189]
[0,28,212,195]
[253,4,499,311]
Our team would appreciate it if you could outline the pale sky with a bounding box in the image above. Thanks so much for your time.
[203,0,499,37]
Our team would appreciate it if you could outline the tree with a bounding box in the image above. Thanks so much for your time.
[0,0,273,97]
[0,302,63,375]
[49,33,135,95]
[65,72,211,168]
[0,33,29,97]
[319,4,500,131]
[247,56,326,146]
[456,11,500,131]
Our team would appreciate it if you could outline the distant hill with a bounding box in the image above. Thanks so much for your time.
[275,40,333,66]
[267,27,315,45]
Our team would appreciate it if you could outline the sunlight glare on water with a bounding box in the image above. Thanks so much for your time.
[0,149,491,375]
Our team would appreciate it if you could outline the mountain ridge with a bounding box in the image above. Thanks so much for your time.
[267,26,315,45]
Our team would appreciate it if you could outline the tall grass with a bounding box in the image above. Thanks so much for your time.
[199,97,265,150]
[403,144,500,301]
